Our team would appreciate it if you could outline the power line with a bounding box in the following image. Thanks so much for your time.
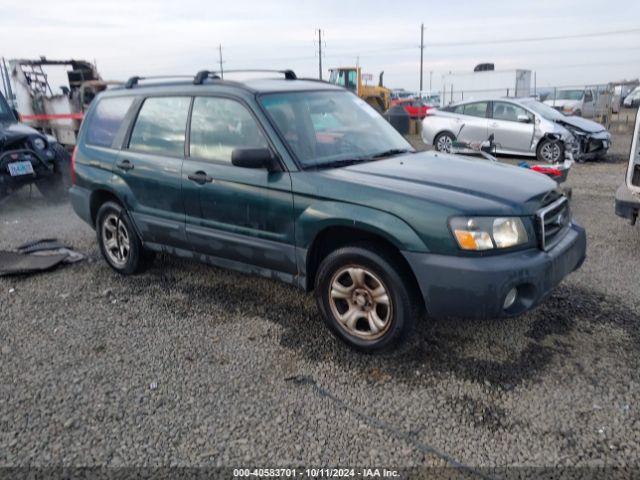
[426,27,640,48]
[185,25,640,69]
[300,26,640,59]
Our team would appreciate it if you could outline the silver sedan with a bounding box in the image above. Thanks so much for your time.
[421,98,611,163]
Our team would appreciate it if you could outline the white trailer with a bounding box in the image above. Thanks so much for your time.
[441,69,532,106]
[1,57,117,147]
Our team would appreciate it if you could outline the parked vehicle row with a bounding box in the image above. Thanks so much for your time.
[69,70,586,352]
[422,97,611,163]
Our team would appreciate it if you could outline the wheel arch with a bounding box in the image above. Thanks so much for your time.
[89,188,125,226]
[433,129,456,147]
[536,133,565,162]
[302,223,424,307]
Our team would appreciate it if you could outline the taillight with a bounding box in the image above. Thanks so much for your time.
[71,146,78,185]
[531,165,562,177]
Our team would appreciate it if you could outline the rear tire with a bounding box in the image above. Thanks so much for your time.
[434,132,454,153]
[36,144,71,202]
[314,244,417,352]
[96,201,153,275]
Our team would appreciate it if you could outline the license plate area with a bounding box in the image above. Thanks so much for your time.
[7,161,35,177]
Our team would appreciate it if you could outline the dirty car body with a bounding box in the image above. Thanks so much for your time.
[422,97,609,162]
[69,72,586,351]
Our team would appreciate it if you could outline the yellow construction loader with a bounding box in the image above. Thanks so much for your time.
[328,66,391,112]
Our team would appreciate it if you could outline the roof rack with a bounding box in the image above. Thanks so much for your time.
[124,75,192,89]
[193,69,297,85]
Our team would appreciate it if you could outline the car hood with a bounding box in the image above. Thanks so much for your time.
[0,121,41,147]
[554,115,606,134]
[318,151,557,215]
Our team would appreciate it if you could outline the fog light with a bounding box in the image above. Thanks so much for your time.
[503,288,517,310]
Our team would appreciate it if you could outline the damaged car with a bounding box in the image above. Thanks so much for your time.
[422,98,610,163]
[0,90,71,200]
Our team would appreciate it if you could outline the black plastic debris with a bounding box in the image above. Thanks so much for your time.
[0,238,84,276]
[16,238,69,254]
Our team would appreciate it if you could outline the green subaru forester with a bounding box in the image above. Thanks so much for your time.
[70,69,586,352]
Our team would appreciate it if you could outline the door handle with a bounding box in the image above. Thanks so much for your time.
[188,171,213,185]
[116,159,134,171]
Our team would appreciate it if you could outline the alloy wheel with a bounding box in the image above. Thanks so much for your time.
[101,213,130,268]
[540,142,561,163]
[436,135,453,153]
[328,265,393,340]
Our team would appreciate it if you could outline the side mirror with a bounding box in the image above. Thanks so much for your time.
[517,114,531,123]
[231,148,280,171]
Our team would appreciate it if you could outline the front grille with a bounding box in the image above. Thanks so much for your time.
[537,195,571,251]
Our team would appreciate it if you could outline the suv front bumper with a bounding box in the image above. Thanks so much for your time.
[402,223,586,319]
[615,183,639,225]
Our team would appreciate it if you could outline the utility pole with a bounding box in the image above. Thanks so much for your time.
[419,23,425,93]
[218,44,224,79]
[317,29,323,80]
[429,71,433,93]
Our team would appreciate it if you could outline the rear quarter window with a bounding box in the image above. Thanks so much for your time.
[85,97,134,148]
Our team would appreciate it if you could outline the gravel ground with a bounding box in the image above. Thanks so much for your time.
[0,138,639,472]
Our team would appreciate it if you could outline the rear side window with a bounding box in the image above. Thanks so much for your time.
[129,97,191,156]
[189,97,268,162]
[492,102,532,122]
[463,102,489,118]
[85,97,134,148]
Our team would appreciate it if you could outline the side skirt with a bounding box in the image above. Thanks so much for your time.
[144,241,307,290]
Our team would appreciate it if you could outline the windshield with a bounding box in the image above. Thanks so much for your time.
[553,90,584,101]
[259,90,413,169]
[521,99,565,121]
[0,93,15,122]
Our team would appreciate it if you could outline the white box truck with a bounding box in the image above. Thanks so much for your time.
[441,69,532,106]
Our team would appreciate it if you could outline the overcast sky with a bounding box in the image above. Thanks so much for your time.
[1,0,639,92]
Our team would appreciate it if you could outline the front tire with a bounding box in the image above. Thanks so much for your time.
[36,144,71,202]
[536,138,564,164]
[315,244,417,352]
[96,201,153,275]
[434,132,454,153]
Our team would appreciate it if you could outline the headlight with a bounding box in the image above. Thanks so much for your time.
[492,218,528,248]
[450,217,528,251]
[563,105,575,113]
[32,137,46,150]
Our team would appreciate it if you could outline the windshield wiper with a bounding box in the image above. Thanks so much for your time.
[310,158,371,170]
[369,148,414,159]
